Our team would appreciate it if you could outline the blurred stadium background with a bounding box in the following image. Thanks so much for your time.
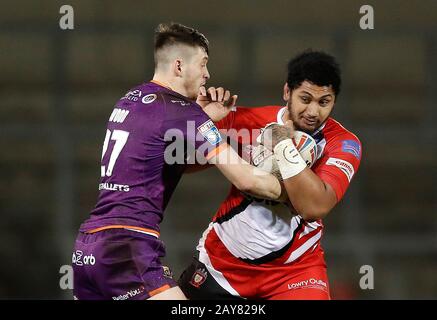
[0,0,436,299]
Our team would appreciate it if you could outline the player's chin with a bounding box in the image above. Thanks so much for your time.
[297,122,318,134]
[191,87,203,100]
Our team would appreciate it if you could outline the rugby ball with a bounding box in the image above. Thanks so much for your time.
[291,130,318,168]
[251,130,318,180]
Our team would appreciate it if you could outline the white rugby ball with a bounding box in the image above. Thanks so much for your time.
[291,130,318,168]
[251,130,318,180]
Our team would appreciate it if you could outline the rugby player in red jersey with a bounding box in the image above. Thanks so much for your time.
[179,50,362,300]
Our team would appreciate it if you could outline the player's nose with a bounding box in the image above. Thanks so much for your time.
[306,102,318,116]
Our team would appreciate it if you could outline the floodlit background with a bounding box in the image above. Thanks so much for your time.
[0,0,436,299]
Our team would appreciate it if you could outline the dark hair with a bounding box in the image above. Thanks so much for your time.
[154,22,209,55]
[287,50,341,97]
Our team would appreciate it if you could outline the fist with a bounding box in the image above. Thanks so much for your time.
[196,86,238,122]
[259,122,294,150]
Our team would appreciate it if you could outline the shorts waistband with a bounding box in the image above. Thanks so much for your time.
[84,225,160,238]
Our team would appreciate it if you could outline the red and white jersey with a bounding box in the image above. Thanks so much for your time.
[197,106,362,270]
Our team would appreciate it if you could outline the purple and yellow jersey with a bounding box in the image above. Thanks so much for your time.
[79,81,224,235]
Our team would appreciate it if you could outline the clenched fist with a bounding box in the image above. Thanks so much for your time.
[196,86,238,122]
[259,121,295,151]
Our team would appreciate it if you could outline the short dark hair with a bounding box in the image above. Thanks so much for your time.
[154,22,209,55]
[287,50,341,97]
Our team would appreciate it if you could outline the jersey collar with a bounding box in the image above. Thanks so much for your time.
[277,107,287,124]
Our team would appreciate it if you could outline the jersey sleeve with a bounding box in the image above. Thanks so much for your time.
[193,113,227,161]
[161,97,227,163]
[215,110,236,130]
[214,106,281,145]
[216,106,280,130]
[313,135,362,202]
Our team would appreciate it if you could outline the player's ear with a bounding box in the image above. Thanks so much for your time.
[173,59,183,77]
[283,83,290,101]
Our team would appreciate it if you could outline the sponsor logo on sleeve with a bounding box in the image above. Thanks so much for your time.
[326,157,355,182]
[197,120,222,145]
[122,89,142,102]
[342,140,361,159]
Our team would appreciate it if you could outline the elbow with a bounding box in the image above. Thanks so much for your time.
[234,177,256,194]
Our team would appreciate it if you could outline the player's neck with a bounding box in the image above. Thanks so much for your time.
[152,74,189,98]
[151,73,174,90]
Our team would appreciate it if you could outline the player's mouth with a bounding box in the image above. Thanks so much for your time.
[302,117,318,127]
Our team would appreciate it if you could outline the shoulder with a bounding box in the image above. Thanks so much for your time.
[117,82,166,108]
[323,118,361,143]
[233,105,284,128]
[322,118,362,159]
[237,105,283,118]
[121,83,202,115]
[155,93,210,130]
[152,88,206,117]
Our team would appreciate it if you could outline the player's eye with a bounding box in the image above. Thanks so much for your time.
[300,96,311,103]
[319,99,331,107]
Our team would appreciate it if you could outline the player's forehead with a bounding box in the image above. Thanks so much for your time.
[295,80,334,98]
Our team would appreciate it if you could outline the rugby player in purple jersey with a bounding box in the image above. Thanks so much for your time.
[72,23,284,300]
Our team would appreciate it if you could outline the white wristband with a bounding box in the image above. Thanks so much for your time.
[273,139,307,180]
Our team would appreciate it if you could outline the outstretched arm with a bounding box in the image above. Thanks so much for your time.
[195,86,285,200]
[208,143,284,201]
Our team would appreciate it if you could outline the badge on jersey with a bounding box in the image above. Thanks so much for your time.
[141,94,157,104]
[197,120,222,145]
[342,140,361,159]
[189,267,208,288]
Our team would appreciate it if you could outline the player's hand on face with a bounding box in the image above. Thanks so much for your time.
[260,122,295,151]
[197,86,238,122]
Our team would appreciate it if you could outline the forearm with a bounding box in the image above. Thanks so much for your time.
[215,160,283,200]
[242,164,283,200]
[210,144,283,200]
